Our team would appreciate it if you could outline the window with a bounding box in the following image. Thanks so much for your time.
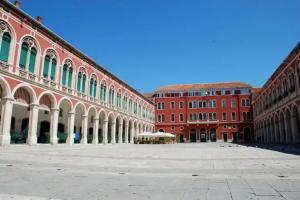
[222,112,227,121]
[189,100,196,109]
[179,114,184,122]
[221,99,226,108]
[243,112,251,121]
[42,50,57,81]
[100,81,107,102]
[116,91,121,108]
[208,100,216,108]
[231,99,236,108]
[199,113,207,120]
[0,28,11,62]
[61,60,73,88]
[89,75,97,98]
[171,114,175,122]
[208,113,217,120]
[157,102,165,110]
[189,113,197,121]
[19,37,37,73]
[199,100,206,108]
[242,99,251,107]
[179,101,184,109]
[109,86,115,106]
[232,125,236,129]
[232,112,236,121]
[77,69,86,94]
[170,102,175,109]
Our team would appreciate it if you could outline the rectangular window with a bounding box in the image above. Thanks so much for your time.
[208,113,212,120]
[232,112,236,121]
[231,99,236,108]
[179,114,184,122]
[243,112,251,120]
[189,101,196,109]
[222,112,227,121]
[179,101,184,109]
[199,113,206,120]
[199,100,206,108]
[170,102,175,109]
[189,113,197,121]
[208,100,216,108]
[213,113,217,120]
[221,99,226,108]
[162,114,165,122]
[171,114,175,122]
[242,99,251,107]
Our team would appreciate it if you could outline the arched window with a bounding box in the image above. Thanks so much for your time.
[123,95,128,111]
[100,81,107,103]
[116,90,121,108]
[43,49,57,81]
[19,37,38,73]
[0,21,12,63]
[109,86,114,106]
[0,32,11,62]
[89,75,97,98]
[77,68,86,95]
[61,60,73,89]
[77,72,82,92]
[129,99,133,113]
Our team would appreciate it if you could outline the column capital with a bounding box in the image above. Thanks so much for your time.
[68,111,75,115]
[51,108,60,112]
[103,119,108,123]
[1,96,14,102]
[94,117,99,121]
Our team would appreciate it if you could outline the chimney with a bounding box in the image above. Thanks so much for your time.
[37,16,43,24]
[14,0,20,8]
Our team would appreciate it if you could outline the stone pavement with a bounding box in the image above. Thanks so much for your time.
[0,143,300,200]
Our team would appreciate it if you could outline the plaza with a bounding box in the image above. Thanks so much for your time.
[1,143,300,200]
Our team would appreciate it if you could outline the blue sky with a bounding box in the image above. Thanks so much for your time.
[15,0,300,92]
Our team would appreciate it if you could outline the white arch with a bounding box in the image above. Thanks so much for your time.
[41,47,60,83]
[72,101,86,113]
[37,90,58,109]
[0,18,17,66]
[0,75,12,98]
[12,82,38,104]
[57,96,73,110]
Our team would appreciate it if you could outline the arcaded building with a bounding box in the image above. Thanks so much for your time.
[253,43,300,144]
[152,82,254,143]
[0,1,154,146]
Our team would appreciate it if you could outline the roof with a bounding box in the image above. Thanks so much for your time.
[251,88,262,94]
[1,0,153,105]
[155,82,252,92]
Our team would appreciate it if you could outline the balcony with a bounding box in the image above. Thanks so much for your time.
[187,120,219,124]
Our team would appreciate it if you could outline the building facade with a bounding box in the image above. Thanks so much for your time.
[0,1,154,146]
[253,43,300,144]
[152,82,254,143]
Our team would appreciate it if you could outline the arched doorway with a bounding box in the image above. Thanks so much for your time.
[292,105,300,144]
[57,98,72,144]
[210,128,216,142]
[98,110,107,144]
[244,127,251,143]
[200,128,207,142]
[190,129,196,143]
[74,103,86,144]
[107,113,115,144]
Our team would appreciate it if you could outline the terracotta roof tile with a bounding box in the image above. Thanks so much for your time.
[156,82,251,92]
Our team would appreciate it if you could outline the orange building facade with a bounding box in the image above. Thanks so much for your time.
[152,83,254,143]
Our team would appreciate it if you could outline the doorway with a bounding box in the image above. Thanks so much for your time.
[210,128,216,142]
[190,129,196,143]
[223,132,228,142]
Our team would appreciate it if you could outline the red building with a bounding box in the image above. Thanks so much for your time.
[152,82,254,143]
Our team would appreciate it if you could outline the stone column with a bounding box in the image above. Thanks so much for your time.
[50,108,59,145]
[27,104,39,145]
[103,119,108,144]
[118,122,123,144]
[0,97,14,146]
[111,120,116,144]
[66,112,75,145]
[125,122,129,144]
[80,114,88,144]
[93,117,99,144]
[130,125,134,144]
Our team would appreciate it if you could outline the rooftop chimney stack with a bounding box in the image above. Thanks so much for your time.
[14,0,20,8]
[37,16,43,24]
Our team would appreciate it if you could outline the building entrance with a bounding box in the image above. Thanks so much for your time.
[223,132,227,142]
[190,129,196,143]
[200,128,206,142]
[210,128,216,142]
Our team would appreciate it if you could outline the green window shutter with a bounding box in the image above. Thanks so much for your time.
[77,72,82,92]
[28,47,37,73]
[68,67,73,88]
[50,59,56,81]
[43,55,50,78]
[94,81,97,98]
[28,47,36,73]
[62,65,67,86]
[104,85,106,102]
[100,84,103,101]
[19,42,28,69]
[0,32,11,62]
[82,74,86,94]
[89,78,93,96]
